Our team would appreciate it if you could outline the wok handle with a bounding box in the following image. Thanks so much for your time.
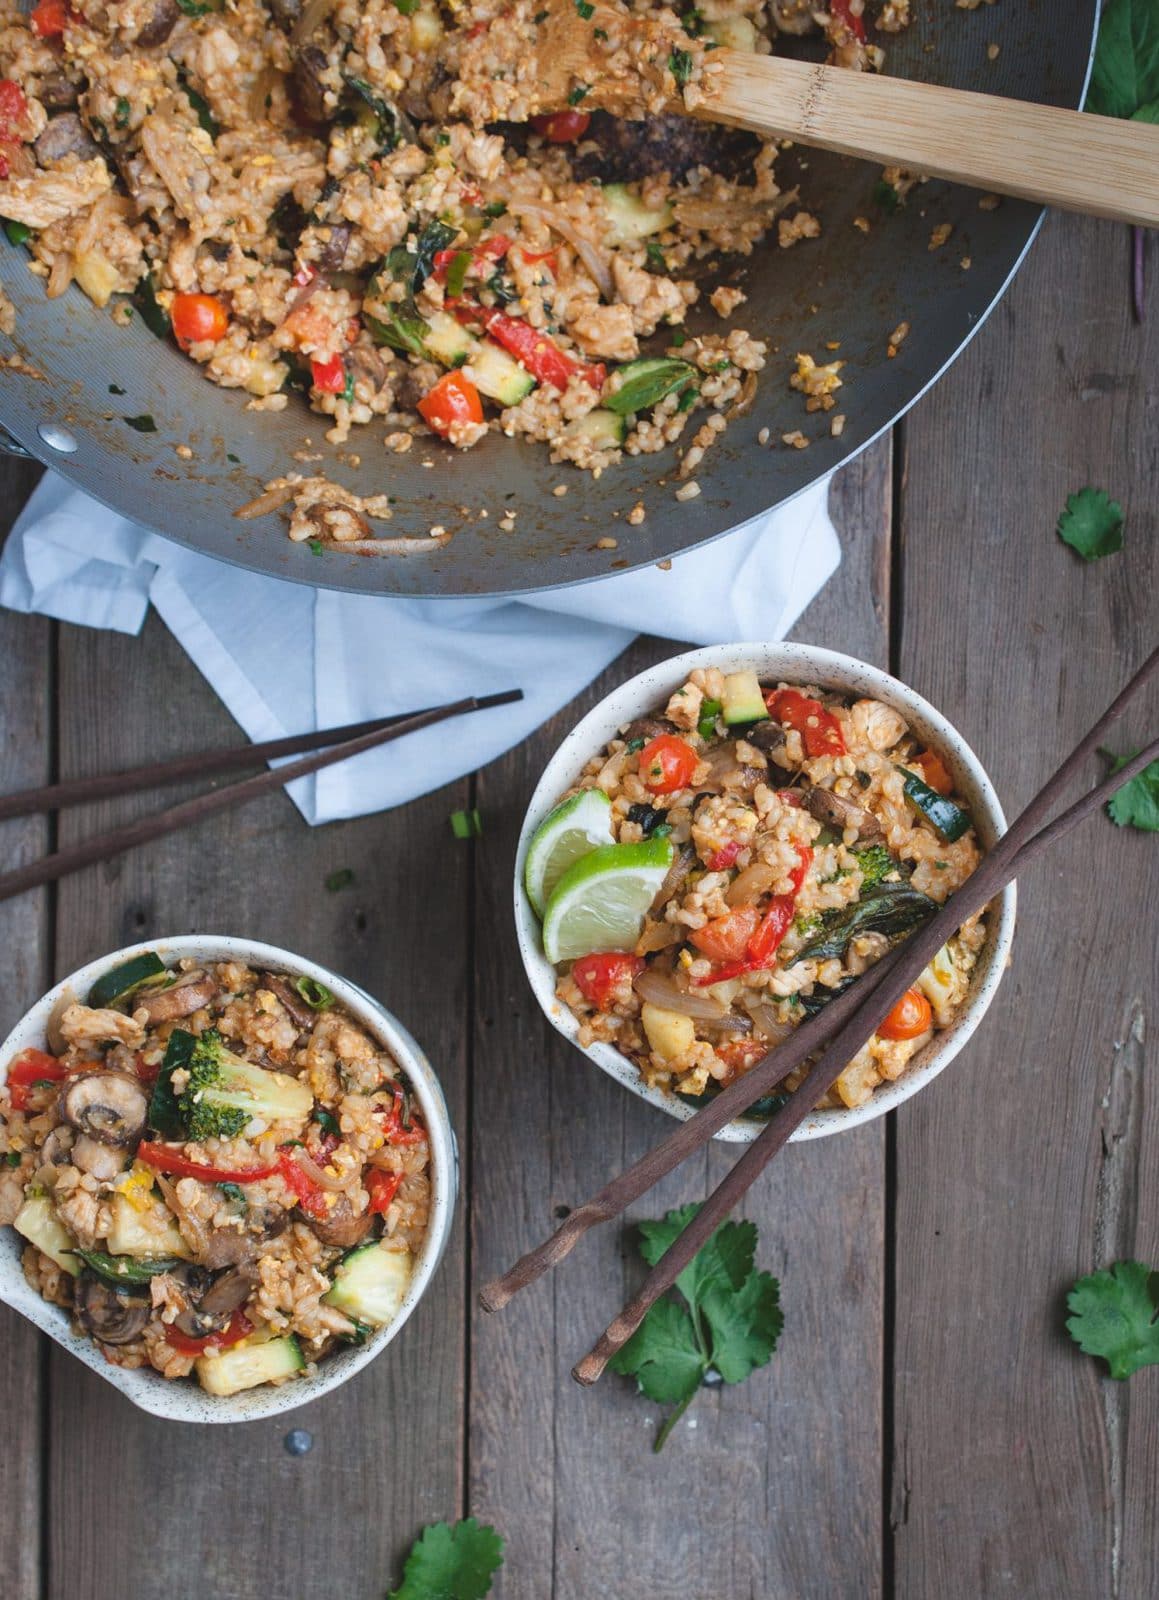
[0,423,34,460]
[702,53,1159,229]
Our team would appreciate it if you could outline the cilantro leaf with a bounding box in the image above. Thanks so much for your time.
[1056,487,1124,561]
[611,1203,783,1449]
[1103,748,1159,831]
[609,1295,706,1405]
[700,1268,783,1384]
[1087,0,1159,122]
[389,1518,504,1600]
[1066,1260,1159,1380]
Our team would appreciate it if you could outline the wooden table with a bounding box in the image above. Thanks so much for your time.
[2,208,1156,1600]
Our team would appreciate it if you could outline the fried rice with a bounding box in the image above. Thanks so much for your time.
[0,953,431,1394]
[540,667,986,1115]
[0,0,909,522]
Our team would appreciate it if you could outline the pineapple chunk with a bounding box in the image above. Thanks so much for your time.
[641,1002,696,1061]
[73,249,120,308]
[107,1192,189,1259]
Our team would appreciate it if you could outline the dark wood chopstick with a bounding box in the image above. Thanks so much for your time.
[0,710,450,821]
[570,656,1158,1384]
[0,689,522,904]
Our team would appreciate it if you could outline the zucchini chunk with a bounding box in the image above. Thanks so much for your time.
[323,1241,413,1328]
[563,408,627,449]
[196,1335,305,1396]
[14,1195,79,1275]
[87,951,166,1009]
[720,670,767,725]
[602,183,674,244]
[899,768,972,843]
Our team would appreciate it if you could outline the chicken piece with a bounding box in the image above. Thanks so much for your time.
[58,1004,145,1050]
[849,698,907,752]
[0,158,111,228]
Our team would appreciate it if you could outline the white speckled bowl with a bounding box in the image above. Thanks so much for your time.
[515,644,1016,1142]
[0,935,458,1423]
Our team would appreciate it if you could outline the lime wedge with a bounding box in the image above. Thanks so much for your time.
[524,788,614,918]
[542,837,674,964]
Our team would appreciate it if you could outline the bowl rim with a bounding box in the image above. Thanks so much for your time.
[513,642,1016,1142]
[0,934,458,1424]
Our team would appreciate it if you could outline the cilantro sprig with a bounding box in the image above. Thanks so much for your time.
[1056,487,1124,561]
[1066,1260,1159,1380]
[388,1518,504,1600]
[1101,747,1159,831]
[609,1203,783,1451]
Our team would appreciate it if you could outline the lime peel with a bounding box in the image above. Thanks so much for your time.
[542,837,674,964]
[524,788,614,917]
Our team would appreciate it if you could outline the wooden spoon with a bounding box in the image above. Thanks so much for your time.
[530,3,1159,228]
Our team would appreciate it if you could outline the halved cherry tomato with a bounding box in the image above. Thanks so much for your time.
[912,750,953,796]
[170,292,229,350]
[137,1142,279,1185]
[572,952,645,1010]
[366,1168,403,1215]
[30,0,69,38]
[530,110,591,144]
[638,733,699,794]
[830,0,866,42]
[878,987,932,1041]
[310,353,346,393]
[745,896,797,966]
[765,688,847,759]
[705,841,741,874]
[4,1048,66,1111]
[693,845,811,984]
[0,80,28,130]
[689,907,760,964]
[165,1310,252,1358]
[418,370,484,439]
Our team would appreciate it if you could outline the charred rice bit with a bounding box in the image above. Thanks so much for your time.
[544,678,986,1112]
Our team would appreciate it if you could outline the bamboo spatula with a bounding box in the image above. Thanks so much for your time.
[530,4,1159,228]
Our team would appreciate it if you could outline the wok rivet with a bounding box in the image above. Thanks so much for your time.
[37,424,78,455]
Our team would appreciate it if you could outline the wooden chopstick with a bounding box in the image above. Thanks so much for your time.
[0,689,522,904]
[571,660,1159,1385]
[0,711,449,821]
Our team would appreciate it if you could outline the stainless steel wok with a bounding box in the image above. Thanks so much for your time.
[0,3,1097,597]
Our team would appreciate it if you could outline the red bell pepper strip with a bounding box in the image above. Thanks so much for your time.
[136,1142,280,1185]
[451,302,605,391]
[830,0,866,42]
[276,1147,331,1219]
[366,1169,403,1215]
[765,688,847,759]
[311,353,346,393]
[433,234,511,283]
[166,1310,252,1358]
[693,846,812,984]
[705,841,741,874]
[30,0,70,38]
[5,1049,67,1111]
[379,1084,427,1147]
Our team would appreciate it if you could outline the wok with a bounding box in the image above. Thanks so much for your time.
[0,2,1097,598]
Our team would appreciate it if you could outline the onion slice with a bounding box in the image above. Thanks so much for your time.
[634,968,726,1021]
[508,200,615,302]
[289,1147,345,1193]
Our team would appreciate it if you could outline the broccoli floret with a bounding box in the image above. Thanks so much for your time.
[852,844,897,890]
[171,1029,313,1141]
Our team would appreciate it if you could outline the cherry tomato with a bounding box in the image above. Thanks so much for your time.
[530,110,591,144]
[311,353,346,393]
[638,733,699,794]
[830,0,866,43]
[4,1048,66,1111]
[30,0,69,37]
[165,1310,252,1357]
[366,1169,403,1215]
[912,750,953,796]
[572,952,645,1010]
[418,370,484,439]
[170,292,229,349]
[878,987,933,1041]
[689,907,760,964]
[765,688,847,758]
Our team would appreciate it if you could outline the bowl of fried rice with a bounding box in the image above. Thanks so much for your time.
[515,643,1016,1140]
[0,934,457,1422]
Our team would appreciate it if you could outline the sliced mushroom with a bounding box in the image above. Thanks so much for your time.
[770,0,815,34]
[59,1072,148,1147]
[747,721,789,762]
[34,114,100,167]
[200,1204,288,1269]
[135,0,181,46]
[267,0,301,28]
[74,1272,149,1346]
[171,1263,256,1338]
[71,1135,127,1182]
[39,1125,76,1167]
[260,974,315,1030]
[306,1194,373,1250]
[132,971,216,1024]
[804,785,885,844]
[621,716,674,744]
[37,74,80,110]
[291,45,330,127]
[693,741,765,794]
[317,220,352,273]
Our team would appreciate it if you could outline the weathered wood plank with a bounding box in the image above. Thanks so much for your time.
[45,614,471,1600]
[470,439,892,1598]
[0,459,52,1600]
[893,211,1158,1597]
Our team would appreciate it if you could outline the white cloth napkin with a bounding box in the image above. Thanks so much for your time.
[0,472,839,823]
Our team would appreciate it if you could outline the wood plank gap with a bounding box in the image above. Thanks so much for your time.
[461,768,479,1524]
[39,617,60,1600]
[888,418,907,681]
